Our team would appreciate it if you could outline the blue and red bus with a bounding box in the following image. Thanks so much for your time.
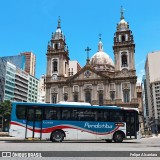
[9,102,140,142]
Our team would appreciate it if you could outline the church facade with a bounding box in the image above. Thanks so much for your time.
[45,10,138,108]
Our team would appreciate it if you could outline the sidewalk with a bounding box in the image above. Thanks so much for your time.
[0,136,22,141]
[0,132,18,141]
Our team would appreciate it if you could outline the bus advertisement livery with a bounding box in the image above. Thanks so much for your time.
[9,102,141,143]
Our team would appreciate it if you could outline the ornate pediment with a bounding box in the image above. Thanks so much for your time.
[66,65,110,82]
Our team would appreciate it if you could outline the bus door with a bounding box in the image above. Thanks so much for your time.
[125,111,137,138]
[25,107,43,140]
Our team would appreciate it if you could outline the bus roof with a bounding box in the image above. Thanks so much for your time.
[58,101,91,106]
[11,102,138,111]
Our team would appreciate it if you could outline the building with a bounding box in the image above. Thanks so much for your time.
[142,75,149,131]
[45,9,138,108]
[1,52,36,77]
[136,83,144,134]
[38,74,46,103]
[1,54,26,70]
[0,57,38,103]
[145,51,160,133]
[20,52,36,76]
[69,61,82,76]
[28,75,39,102]
[0,59,16,102]
[14,68,28,102]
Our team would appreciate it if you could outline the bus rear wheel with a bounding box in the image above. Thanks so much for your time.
[113,131,123,143]
[51,130,64,142]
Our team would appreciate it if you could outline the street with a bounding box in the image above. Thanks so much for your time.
[0,136,160,159]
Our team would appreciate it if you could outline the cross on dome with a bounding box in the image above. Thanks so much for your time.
[99,33,102,41]
[57,16,61,29]
[85,46,91,65]
[98,34,103,52]
[120,6,125,20]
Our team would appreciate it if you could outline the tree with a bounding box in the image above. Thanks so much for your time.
[0,100,11,132]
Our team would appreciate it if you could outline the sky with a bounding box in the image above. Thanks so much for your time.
[0,0,160,82]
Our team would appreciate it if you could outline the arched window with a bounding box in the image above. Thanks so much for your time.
[85,90,91,103]
[73,94,78,102]
[110,91,115,100]
[55,43,58,50]
[52,94,57,104]
[99,92,103,106]
[123,89,130,103]
[122,54,128,67]
[64,93,68,101]
[53,60,58,72]
[122,35,125,42]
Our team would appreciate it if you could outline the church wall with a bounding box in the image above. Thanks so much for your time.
[92,85,95,100]
[46,57,51,76]
[79,85,83,102]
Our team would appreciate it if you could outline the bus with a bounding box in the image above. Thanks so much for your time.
[9,102,141,143]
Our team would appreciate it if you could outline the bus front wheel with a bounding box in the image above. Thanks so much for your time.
[51,130,65,142]
[113,131,124,143]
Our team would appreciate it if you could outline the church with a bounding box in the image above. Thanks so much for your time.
[45,9,138,108]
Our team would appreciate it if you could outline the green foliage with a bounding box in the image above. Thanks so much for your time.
[0,100,11,117]
[0,100,12,131]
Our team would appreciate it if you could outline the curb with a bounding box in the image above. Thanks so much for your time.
[0,132,9,137]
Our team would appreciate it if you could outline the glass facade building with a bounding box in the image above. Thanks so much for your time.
[4,62,16,101]
[0,57,39,103]
[1,55,26,71]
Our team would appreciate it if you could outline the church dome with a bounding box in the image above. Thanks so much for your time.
[117,7,129,31]
[52,17,64,40]
[90,40,114,67]
[90,51,114,66]
[119,19,127,25]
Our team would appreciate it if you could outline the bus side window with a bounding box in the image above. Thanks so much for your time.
[71,109,79,121]
[56,108,61,120]
[44,107,57,120]
[27,109,34,121]
[62,109,71,120]
[62,111,67,120]
[96,109,103,121]
[104,111,109,121]
[16,105,26,119]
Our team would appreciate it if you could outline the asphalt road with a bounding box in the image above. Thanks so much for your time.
[0,136,160,160]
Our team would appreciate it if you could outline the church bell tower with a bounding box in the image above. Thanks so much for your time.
[46,17,70,81]
[113,7,136,74]
[113,7,137,106]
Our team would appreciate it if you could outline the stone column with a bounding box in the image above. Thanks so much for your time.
[79,85,83,102]
[131,81,136,99]
[68,85,72,102]
[92,85,97,101]
[103,83,106,100]
[115,82,119,99]
[47,57,51,76]
[58,87,62,102]
[45,87,50,103]
[118,83,122,99]
[105,83,109,100]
